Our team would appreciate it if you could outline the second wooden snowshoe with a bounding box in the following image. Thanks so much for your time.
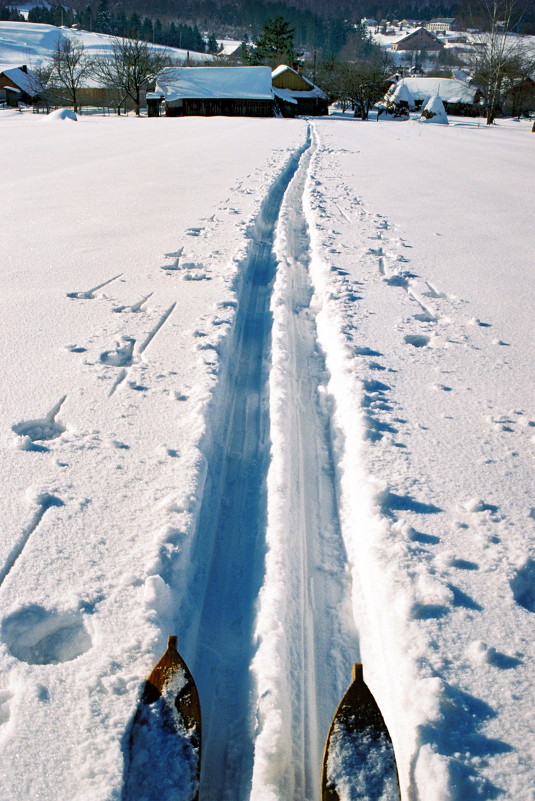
[321,663,400,801]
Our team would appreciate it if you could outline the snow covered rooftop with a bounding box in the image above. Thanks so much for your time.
[393,77,477,104]
[1,65,42,94]
[155,66,274,102]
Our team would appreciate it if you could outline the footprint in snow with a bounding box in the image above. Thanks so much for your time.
[1,604,92,665]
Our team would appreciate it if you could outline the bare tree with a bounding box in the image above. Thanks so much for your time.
[93,37,173,115]
[48,37,93,113]
[469,0,535,123]
[314,58,391,119]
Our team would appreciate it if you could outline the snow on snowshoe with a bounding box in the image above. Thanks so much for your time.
[124,635,202,801]
[321,663,400,801]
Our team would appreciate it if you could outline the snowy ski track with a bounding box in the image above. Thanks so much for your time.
[169,125,357,801]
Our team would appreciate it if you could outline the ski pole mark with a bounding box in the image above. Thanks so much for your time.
[138,302,176,354]
[113,292,153,313]
[12,396,67,451]
[66,273,123,299]
[0,493,64,587]
[108,368,127,397]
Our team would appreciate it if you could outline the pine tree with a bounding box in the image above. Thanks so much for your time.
[253,16,298,66]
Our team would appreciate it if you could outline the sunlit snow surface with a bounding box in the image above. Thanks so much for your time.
[0,106,533,801]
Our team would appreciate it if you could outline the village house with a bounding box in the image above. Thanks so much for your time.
[390,27,445,51]
[154,66,274,117]
[384,76,480,115]
[425,18,456,34]
[271,64,328,117]
[0,64,43,106]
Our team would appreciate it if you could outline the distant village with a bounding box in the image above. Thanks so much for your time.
[1,13,534,124]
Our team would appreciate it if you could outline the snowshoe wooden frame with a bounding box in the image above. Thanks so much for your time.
[321,663,400,801]
[142,635,202,800]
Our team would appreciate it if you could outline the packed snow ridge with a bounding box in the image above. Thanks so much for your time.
[0,109,533,801]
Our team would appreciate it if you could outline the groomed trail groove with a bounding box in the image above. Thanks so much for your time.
[177,125,358,801]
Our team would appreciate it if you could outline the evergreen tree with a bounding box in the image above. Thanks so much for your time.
[252,16,298,66]
[207,33,220,53]
[94,0,112,35]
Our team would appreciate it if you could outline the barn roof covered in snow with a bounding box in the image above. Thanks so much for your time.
[155,66,274,101]
[1,65,43,95]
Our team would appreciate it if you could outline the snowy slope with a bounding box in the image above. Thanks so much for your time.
[0,109,533,801]
[0,20,214,71]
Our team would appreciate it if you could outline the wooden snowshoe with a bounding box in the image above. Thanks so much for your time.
[142,634,202,745]
[125,635,202,801]
[321,663,400,801]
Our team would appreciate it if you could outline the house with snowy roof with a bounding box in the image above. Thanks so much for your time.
[390,27,445,51]
[0,65,43,106]
[154,66,274,117]
[385,77,479,115]
[271,65,328,117]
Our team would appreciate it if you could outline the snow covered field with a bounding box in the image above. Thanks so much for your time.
[0,108,533,801]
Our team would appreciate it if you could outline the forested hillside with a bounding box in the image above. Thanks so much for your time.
[1,0,534,44]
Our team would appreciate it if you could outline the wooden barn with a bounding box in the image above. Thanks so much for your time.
[0,65,43,106]
[271,64,329,117]
[155,66,274,117]
[391,27,445,51]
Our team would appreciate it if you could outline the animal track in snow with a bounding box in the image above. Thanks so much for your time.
[66,273,122,299]
[12,396,67,451]
[1,604,91,664]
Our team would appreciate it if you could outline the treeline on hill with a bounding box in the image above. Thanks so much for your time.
[1,0,349,56]
[1,0,533,40]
